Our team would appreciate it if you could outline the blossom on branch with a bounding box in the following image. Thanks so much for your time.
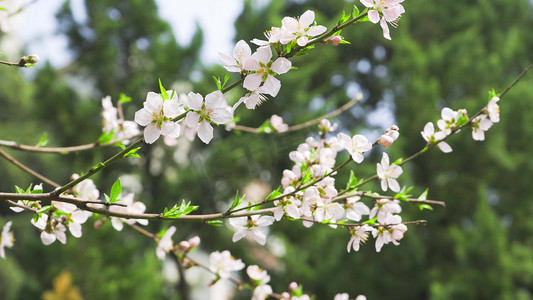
[134,91,183,144]
[346,224,372,252]
[229,215,275,245]
[337,132,372,163]
[243,46,292,96]
[109,193,149,231]
[421,122,453,153]
[487,96,500,123]
[208,250,245,279]
[471,115,493,141]
[247,265,273,300]
[185,90,233,144]
[218,40,252,73]
[156,226,176,260]
[360,0,405,40]
[279,10,327,46]
[376,152,403,192]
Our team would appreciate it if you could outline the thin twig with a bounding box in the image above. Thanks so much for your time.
[0,148,61,187]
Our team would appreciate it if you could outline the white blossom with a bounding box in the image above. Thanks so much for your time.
[156,226,176,260]
[360,0,405,40]
[487,96,500,123]
[421,122,452,153]
[0,221,14,259]
[243,46,292,96]
[376,152,403,192]
[337,133,372,163]
[271,114,289,132]
[346,224,372,252]
[218,40,252,73]
[279,10,327,46]
[369,199,402,224]
[134,91,183,144]
[471,114,493,141]
[229,215,275,245]
[109,193,149,231]
[344,196,370,221]
[185,90,233,144]
[208,250,245,279]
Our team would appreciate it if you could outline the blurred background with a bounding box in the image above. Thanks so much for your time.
[1,0,533,299]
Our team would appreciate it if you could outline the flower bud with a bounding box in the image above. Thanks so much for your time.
[179,240,191,250]
[378,125,400,147]
[324,36,342,46]
[19,54,40,67]
[378,135,394,147]
[188,236,201,247]
[289,281,299,291]
[281,292,290,299]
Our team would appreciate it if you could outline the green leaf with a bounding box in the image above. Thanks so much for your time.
[109,178,122,202]
[118,93,132,104]
[393,157,403,165]
[36,132,48,147]
[230,191,244,210]
[14,185,25,194]
[337,10,348,26]
[98,130,115,143]
[353,5,360,17]
[257,119,273,134]
[223,73,230,88]
[359,8,370,22]
[418,204,433,211]
[395,186,413,201]
[346,170,358,189]
[206,220,223,227]
[301,169,312,185]
[38,205,52,214]
[418,188,429,200]
[339,39,351,45]
[212,76,222,90]
[162,200,199,218]
[363,216,378,225]
[265,187,282,201]
[159,78,169,100]
[124,147,141,158]
[488,88,499,99]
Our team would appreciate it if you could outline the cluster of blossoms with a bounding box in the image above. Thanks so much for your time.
[361,0,406,40]
[421,97,501,152]
[101,96,140,142]
[134,89,233,144]
[228,120,408,253]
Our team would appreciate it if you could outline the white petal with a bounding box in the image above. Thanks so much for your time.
[161,121,180,138]
[299,10,315,28]
[233,40,252,62]
[368,10,380,24]
[271,57,292,74]
[145,92,163,112]
[134,108,153,126]
[41,232,56,245]
[210,108,233,124]
[187,92,204,110]
[252,46,272,65]
[388,179,401,193]
[185,111,200,128]
[197,121,214,144]
[243,73,263,91]
[360,0,375,8]
[163,98,182,118]
[263,76,281,97]
[69,223,83,238]
[437,142,453,153]
[307,25,327,37]
[232,229,247,242]
[281,17,299,32]
[143,123,161,144]
[112,218,124,231]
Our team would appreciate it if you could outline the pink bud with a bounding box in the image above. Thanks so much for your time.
[324,36,342,46]
[378,135,394,147]
[289,281,299,291]
[188,236,201,247]
[179,241,191,250]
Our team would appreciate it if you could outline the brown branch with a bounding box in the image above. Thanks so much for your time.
[0,148,61,187]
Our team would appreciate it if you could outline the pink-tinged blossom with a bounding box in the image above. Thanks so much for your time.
[372,221,407,252]
[471,115,493,141]
[378,125,399,147]
[280,10,327,46]
[271,114,289,132]
[421,122,453,153]
[274,188,302,221]
[209,250,245,279]
[487,96,500,123]
[185,90,233,144]
[346,224,372,252]
[376,152,403,192]
[229,215,275,245]
[134,91,183,144]
[1,221,14,259]
[109,193,149,231]
[314,198,344,226]
[156,226,176,260]
[337,133,372,163]
[218,40,252,73]
[344,196,370,221]
[243,46,292,96]
[360,0,405,40]
[369,199,402,224]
